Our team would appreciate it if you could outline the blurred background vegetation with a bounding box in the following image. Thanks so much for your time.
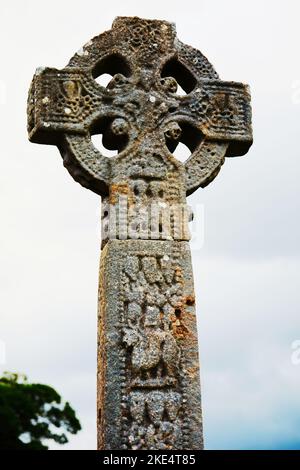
[0,372,81,450]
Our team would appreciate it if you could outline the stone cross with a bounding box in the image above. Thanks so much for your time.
[27,17,252,450]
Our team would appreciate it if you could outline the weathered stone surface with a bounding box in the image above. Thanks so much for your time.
[99,240,201,449]
[27,17,252,450]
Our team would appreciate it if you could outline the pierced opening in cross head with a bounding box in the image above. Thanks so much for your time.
[92,53,131,88]
[161,58,197,96]
[90,116,129,157]
[165,121,203,163]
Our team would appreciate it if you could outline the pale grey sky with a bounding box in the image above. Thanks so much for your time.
[1,0,300,449]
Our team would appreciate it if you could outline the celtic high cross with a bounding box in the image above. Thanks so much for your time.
[27,17,252,450]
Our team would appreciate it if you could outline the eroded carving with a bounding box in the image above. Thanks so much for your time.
[119,246,193,450]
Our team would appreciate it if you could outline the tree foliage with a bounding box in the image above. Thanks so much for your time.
[0,372,81,450]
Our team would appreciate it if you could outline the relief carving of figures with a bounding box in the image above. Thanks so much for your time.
[122,253,184,448]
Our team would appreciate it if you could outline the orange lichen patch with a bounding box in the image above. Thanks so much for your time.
[172,322,193,340]
[185,295,195,306]
[109,182,134,206]
[170,307,194,340]
[174,266,184,284]
[172,295,195,313]
[186,365,199,379]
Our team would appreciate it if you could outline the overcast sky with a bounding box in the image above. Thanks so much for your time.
[1,0,300,450]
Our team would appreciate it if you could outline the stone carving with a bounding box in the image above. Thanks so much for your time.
[122,252,184,449]
[27,17,252,449]
[110,240,199,450]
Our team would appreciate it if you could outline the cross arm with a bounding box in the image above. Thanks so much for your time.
[181,79,252,156]
[172,79,252,194]
[27,67,111,195]
[27,67,104,143]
